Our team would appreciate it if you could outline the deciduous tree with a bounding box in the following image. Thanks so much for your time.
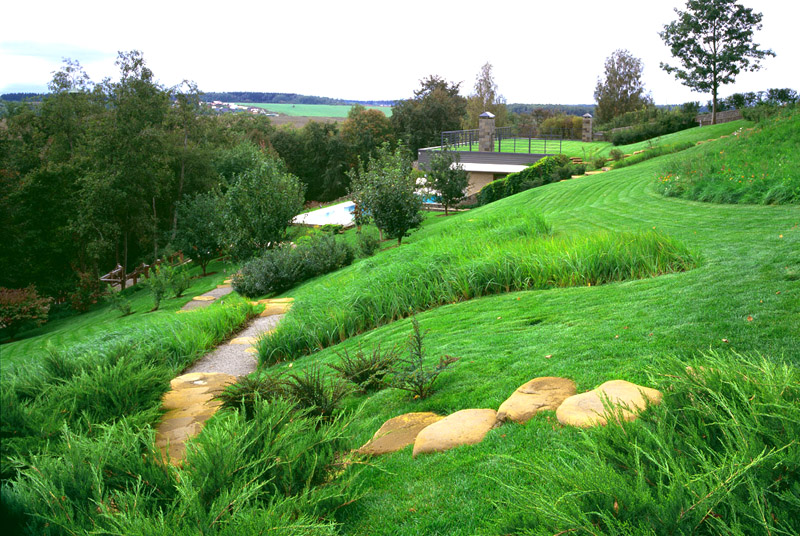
[173,192,224,276]
[660,0,775,124]
[464,62,508,129]
[426,150,469,216]
[391,76,466,155]
[594,50,652,123]
[222,155,305,259]
[349,144,422,245]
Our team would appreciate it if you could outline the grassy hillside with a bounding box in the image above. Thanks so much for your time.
[0,260,238,370]
[656,109,800,204]
[257,133,798,534]
[2,118,798,534]
[240,102,392,117]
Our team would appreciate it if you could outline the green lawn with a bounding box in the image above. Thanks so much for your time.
[256,135,798,534]
[238,102,392,118]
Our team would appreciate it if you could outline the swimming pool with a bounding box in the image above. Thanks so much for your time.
[292,201,356,226]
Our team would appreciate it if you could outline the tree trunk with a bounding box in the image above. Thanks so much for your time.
[121,232,128,290]
[171,130,188,241]
[153,197,158,261]
[712,86,718,126]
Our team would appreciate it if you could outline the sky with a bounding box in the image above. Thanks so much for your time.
[1,0,798,105]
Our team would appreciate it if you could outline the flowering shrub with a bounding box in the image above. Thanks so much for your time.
[0,285,51,338]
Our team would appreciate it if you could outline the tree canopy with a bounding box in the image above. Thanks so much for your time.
[464,62,508,129]
[660,0,775,124]
[391,75,467,155]
[594,49,653,124]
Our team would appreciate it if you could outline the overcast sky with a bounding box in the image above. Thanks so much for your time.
[1,0,798,105]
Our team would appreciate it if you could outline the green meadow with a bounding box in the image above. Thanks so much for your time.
[2,111,798,534]
[239,102,392,117]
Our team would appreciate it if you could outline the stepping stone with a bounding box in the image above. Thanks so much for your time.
[556,380,662,428]
[244,347,258,354]
[193,295,216,301]
[229,336,258,345]
[412,409,498,457]
[358,412,443,456]
[155,372,236,463]
[252,298,294,316]
[217,284,231,289]
[496,377,576,424]
[223,279,233,284]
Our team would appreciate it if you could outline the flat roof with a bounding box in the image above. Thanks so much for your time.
[454,163,529,174]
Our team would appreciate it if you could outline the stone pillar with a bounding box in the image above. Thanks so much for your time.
[582,113,593,143]
[478,111,495,152]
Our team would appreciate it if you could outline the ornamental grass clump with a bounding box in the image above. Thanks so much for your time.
[285,365,353,420]
[214,373,287,419]
[391,317,458,400]
[328,342,399,392]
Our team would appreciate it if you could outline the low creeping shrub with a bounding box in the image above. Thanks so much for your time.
[3,399,356,534]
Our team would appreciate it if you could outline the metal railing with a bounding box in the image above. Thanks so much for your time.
[440,126,562,154]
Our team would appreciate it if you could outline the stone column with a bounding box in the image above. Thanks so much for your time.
[478,111,495,152]
[582,113,593,143]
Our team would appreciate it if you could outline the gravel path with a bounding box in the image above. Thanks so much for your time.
[182,314,283,377]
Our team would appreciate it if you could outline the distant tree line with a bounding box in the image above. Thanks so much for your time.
[0,92,46,102]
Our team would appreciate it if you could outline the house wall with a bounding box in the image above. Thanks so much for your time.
[467,172,495,196]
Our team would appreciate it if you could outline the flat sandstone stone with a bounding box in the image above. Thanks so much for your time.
[156,372,237,463]
[556,380,662,428]
[192,295,216,301]
[229,336,258,345]
[496,377,577,424]
[413,409,498,457]
[358,412,443,456]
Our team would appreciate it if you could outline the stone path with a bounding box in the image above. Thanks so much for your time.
[180,279,235,311]
[155,280,294,463]
[359,377,662,458]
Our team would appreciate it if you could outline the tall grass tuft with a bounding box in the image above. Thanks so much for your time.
[258,219,695,364]
[495,351,800,535]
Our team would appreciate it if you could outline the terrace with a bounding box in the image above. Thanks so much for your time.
[417,112,594,195]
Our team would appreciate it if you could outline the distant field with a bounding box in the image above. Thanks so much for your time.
[238,102,392,118]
